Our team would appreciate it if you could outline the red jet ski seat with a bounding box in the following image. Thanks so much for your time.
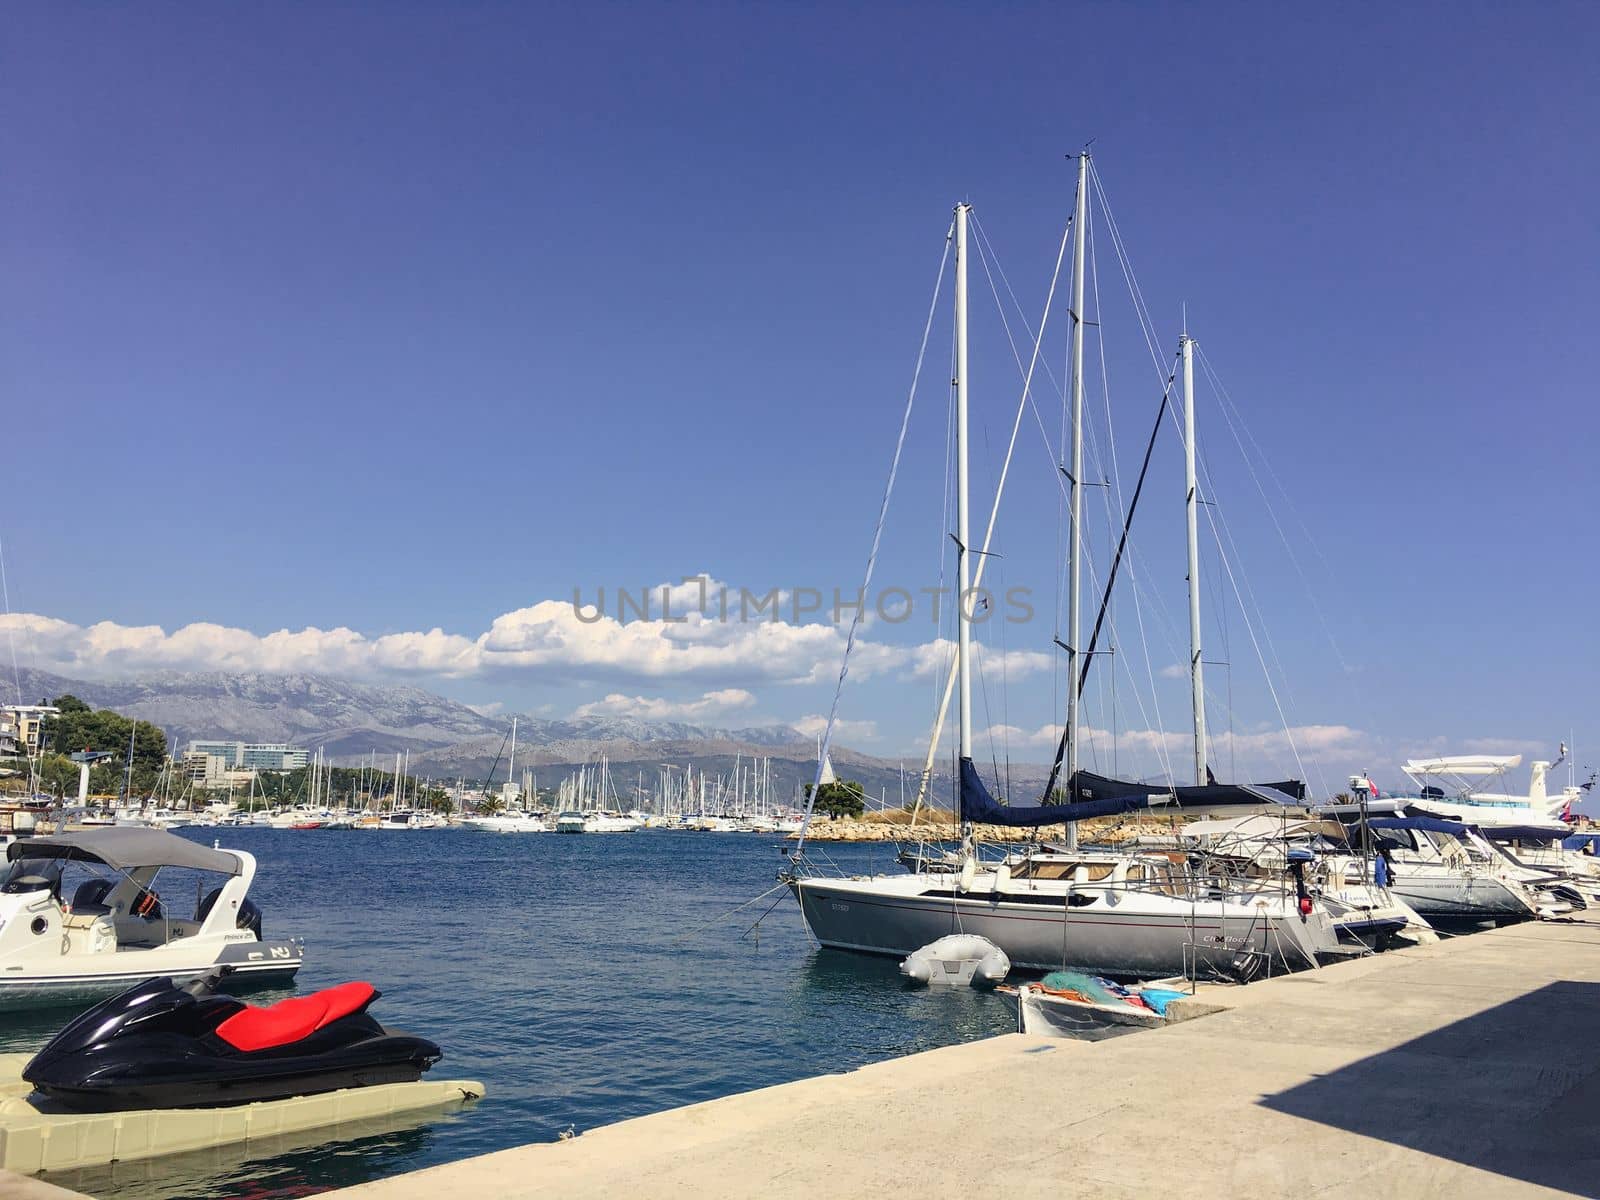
[214,982,378,1052]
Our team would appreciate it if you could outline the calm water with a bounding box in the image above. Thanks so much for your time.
[1,829,1015,1199]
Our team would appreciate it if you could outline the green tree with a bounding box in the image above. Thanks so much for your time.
[804,779,867,819]
[41,700,168,796]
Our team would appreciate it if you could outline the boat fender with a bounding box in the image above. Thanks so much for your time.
[958,856,976,893]
[991,863,1011,893]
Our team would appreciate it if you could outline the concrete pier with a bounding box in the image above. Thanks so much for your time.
[337,915,1600,1199]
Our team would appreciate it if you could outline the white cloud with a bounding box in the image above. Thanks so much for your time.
[905,639,1054,682]
[572,688,757,722]
[1158,663,1186,680]
[792,714,879,742]
[3,574,1040,695]
[977,722,1063,748]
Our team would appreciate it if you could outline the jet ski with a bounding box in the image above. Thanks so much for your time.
[23,966,442,1112]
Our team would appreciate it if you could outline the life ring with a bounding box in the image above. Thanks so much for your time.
[134,890,161,918]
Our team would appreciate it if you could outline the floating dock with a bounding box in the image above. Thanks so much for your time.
[0,1058,482,1177]
[327,913,1600,1199]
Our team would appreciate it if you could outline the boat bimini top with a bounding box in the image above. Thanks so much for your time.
[6,828,242,876]
[2,826,262,941]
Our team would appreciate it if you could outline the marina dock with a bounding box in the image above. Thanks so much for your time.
[327,913,1600,1199]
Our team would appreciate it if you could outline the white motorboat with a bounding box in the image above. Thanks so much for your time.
[370,808,444,830]
[1400,754,1585,828]
[459,810,548,833]
[1368,816,1573,923]
[1487,828,1600,901]
[0,827,303,1011]
[554,809,641,834]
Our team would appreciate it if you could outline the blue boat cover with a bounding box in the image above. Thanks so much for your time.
[1367,815,1472,836]
[958,757,1304,828]
[1478,824,1574,843]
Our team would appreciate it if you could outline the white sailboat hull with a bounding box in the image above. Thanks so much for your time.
[792,873,1339,979]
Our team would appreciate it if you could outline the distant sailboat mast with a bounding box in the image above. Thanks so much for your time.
[507,716,518,802]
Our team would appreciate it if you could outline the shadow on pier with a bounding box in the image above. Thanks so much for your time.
[1261,980,1600,1197]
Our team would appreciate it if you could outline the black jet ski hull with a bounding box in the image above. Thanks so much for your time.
[30,1042,438,1111]
[23,974,443,1113]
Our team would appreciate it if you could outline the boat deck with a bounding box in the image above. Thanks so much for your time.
[325,911,1600,1198]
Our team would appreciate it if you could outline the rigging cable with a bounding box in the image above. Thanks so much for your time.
[792,220,954,857]
[1041,354,1180,802]
[0,532,22,707]
[907,207,1074,822]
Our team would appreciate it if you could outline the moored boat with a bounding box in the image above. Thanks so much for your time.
[0,827,303,1012]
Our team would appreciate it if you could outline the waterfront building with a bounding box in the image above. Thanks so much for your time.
[0,704,59,759]
[184,741,309,773]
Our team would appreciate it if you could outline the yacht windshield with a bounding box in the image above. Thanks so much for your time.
[1,858,64,896]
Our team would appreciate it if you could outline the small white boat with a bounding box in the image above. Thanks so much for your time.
[899,934,1010,987]
[0,827,303,1011]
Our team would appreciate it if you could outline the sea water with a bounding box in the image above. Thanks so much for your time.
[1,829,1014,1198]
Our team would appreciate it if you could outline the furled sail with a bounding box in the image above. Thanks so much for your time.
[957,758,1305,828]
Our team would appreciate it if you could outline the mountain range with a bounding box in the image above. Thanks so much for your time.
[5,668,1033,809]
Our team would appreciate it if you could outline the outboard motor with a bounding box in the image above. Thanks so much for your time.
[237,898,264,939]
[1286,846,1315,922]
[197,888,265,937]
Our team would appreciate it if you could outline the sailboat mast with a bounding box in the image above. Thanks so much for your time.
[1064,150,1089,848]
[508,717,518,799]
[955,202,973,764]
[1181,332,1207,785]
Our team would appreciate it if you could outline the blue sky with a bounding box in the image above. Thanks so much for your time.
[4,3,1596,795]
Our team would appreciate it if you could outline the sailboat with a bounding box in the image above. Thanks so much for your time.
[787,168,1343,980]
[460,718,548,832]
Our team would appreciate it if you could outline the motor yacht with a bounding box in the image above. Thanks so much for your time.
[1368,817,1577,924]
[1400,754,1585,828]
[0,827,303,1011]
[459,810,548,833]
[554,809,641,834]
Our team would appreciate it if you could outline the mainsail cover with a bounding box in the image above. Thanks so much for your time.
[957,758,1306,827]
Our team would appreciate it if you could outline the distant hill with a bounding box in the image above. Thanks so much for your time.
[3,667,1014,810]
